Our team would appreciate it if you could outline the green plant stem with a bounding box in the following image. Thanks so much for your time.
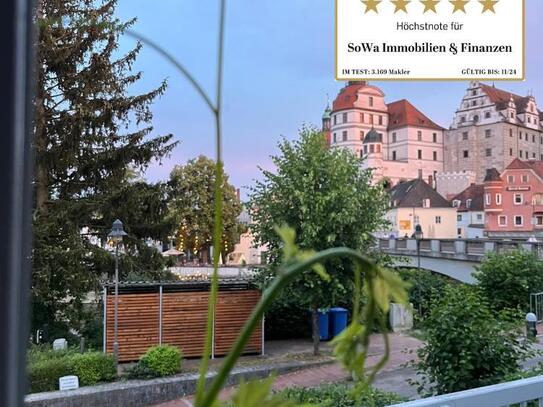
[197,247,375,407]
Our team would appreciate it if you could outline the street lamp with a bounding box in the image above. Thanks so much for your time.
[414,224,423,270]
[107,219,127,368]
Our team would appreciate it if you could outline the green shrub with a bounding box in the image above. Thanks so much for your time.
[474,250,543,312]
[70,352,116,386]
[412,285,532,396]
[264,288,312,340]
[27,348,117,393]
[279,384,404,406]
[138,345,182,377]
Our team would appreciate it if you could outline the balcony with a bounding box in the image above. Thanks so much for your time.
[389,375,543,407]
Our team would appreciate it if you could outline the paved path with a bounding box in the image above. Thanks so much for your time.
[155,333,422,406]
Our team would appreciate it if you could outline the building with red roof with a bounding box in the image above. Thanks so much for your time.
[484,159,543,239]
[445,81,543,184]
[322,81,445,186]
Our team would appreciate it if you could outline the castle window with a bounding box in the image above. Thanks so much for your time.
[360,113,364,122]
[533,152,536,159]
[514,215,523,226]
[342,130,347,141]
[333,133,337,143]
[526,133,529,141]
[473,115,479,122]
[370,144,374,154]
[334,115,337,125]
[462,132,468,140]
[360,150,364,158]
[342,113,348,123]
[369,96,374,107]
[463,150,469,158]
[418,150,422,159]
[485,112,491,119]
[520,150,523,158]
[498,215,507,226]
[510,148,513,156]
[360,130,364,140]
[485,129,491,138]
[392,132,397,143]
[461,116,466,123]
[364,145,367,154]
[528,116,532,124]
[417,131,422,141]
[433,151,437,161]
[510,129,513,137]
[472,90,477,96]
[485,148,492,157]
[472,100,477,106]
[533,135,536,143]
[433,133,437,143]
[378,115,383,125]
[392,151,397,161]
[510,112,515,118]
[519,132,522,139]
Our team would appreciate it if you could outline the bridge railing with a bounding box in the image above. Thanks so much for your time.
[388,375,543,407]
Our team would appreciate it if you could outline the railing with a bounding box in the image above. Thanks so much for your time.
[440,240,455,254]
[388,375,543,407]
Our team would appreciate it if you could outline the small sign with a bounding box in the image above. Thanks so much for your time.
[53,338,68,351]
[507,186,531,191]
[399,220,411,230]
[336,0,524,80]
[59,375,79,391]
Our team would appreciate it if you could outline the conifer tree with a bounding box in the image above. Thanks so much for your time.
[32,0,177,337]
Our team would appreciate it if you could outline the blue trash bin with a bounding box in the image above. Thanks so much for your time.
[329,307,348,337]
[309,309,330,341]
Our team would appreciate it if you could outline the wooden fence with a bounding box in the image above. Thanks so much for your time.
[103,281,262,362]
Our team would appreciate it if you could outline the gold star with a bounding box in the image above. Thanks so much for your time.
[479,0,498,13]
[361,0,382,13]
[449,0,469,13]
[420,0,440,13]
[391,0,410,13]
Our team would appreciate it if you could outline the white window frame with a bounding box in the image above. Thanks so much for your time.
[514,193,523,205]
[508,175,514,183]
[435,216,442,224]
[466,199,472,209]
[514,215,523,227]
[422,199,430,208]
[498,215,507,227]
[496,194,502,205]
[452,200,461,208]
[522,174,529,183]
[485,194,491,206]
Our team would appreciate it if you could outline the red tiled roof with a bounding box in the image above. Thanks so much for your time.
[387,99,445,131]
[506,158,543,179]
[332,82,369,111]
[451,184,484,212]
[479,83,536,114]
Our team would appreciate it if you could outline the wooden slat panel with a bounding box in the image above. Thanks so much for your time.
[105,288,262,362]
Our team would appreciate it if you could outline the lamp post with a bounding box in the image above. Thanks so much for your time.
[414,224,423,270]
[107,219,127,368]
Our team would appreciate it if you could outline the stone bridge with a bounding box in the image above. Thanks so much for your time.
[378,238,543,283]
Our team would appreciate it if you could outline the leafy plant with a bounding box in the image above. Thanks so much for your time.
[70,352,116,386]
[411,285,532,396]
[474,250,543,312]
[279,384,404,406]
[140,345,182,377]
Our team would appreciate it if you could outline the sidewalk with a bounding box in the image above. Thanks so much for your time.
[154,333,422,406]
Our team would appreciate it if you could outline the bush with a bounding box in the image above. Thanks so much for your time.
[127,345,182,379]
[412,285,532,396]
[264,288,312,340]
[279,384,404,406]
[27,347,116,393]
[396,268,455,323]
[475,250,543,312]
[70,352,116,386]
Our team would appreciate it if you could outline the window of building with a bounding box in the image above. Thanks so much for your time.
[485,148,492,157]
[473,115,479,122]
[333,115,337,125]
[477,214,483,221]
[514,193,523,205]
[510,148,513,156]
[522,174,529,182]
[496,194,502,205]
[510,112,515,119]
[418,169,423,179]
[392,132,397,143]
[498,215,507,226]
[435,216,442,224]
[508,175,514,183]
[376,144,381,153]
[533,135,536,143]
[359,150,363,158]
[510,129,513,137]
[360,130,364,140]
[485,129,491,138]
[360,113,364,123]
[418,150,422,159]
[466,199,472,208]
[536,215,543,226]
[369,144,374,153]
[342,130,347,141]
[453,200,461,208]
[528,116,532,124]
[378,115,383,125]
[414,215,420,224]
[485,193,491,206]
[392,151,397,161]
[520,150,523,158]
[364,145,367,154]
[514,215,523,226]
[457,214,462,221]
[417,131,422,141]
[463,150,469,158]
[433,133,437,143]
[433,151,437,161]
[533,152,537,159]
[461,116,466,123]
[342,113,347,123]
[462,132,468,140]
[333,133,337,143]
[369,96,374,107]
[422,198,430,208]
[485,112,491,119]
[457,228,462,236]
[472,90,477,96]
[519,133,522,140]
[472,100,477,106]
[526,133,529,141]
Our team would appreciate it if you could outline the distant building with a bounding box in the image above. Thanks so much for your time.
[323,81,445,186]
[227,207,267,265]
[451,184,485,239]
[436,171,476,200]
[385,178,456,239]
[484,159,543,239]
[445,81,543,183]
